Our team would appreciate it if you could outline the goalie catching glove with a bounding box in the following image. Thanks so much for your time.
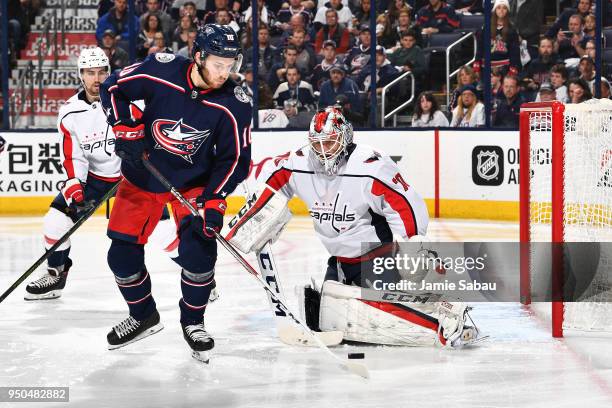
[225,184,292,253]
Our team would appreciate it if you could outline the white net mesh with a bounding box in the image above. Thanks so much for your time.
[527,99,612,332]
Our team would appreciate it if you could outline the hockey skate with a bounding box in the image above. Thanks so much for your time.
[24,259,72,300]
[107,310,164,350]
[182,322,214,364]
[435,303,486,349]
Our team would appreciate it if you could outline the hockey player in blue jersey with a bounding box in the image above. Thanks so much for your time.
[100,24,251,361]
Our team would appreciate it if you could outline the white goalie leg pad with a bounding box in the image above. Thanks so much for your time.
[224,184,291,253]
[43,207,74,251]
[147,218,179,258]
[318,280,438,346]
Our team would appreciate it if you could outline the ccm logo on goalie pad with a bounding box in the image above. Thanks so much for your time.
[226,189,274,238]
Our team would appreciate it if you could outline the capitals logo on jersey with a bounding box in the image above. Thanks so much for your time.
[151,118,210,163]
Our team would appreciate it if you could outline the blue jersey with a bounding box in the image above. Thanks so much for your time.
[100,53,252,200]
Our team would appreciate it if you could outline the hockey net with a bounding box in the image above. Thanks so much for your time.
[520,100,612,337]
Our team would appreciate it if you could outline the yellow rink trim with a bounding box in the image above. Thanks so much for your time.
[0,196,520,220]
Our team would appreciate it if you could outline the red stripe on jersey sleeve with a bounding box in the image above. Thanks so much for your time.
[360,300,439,332]
[59,121,75,178]
[266,168,292,191]
[371,179,417,237]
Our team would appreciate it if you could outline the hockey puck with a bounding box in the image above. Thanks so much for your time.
[347,353,365,359]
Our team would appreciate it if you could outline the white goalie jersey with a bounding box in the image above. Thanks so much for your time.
[57,90,128,182]
[259,144,429,258]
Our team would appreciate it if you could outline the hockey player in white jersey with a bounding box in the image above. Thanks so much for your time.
[24,48,177,300]
[227,107,479,348]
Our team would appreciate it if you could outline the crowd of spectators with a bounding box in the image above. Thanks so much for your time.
[89,0,612,128]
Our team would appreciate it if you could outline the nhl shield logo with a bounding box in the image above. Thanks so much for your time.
[472,146,504,186]
[151,118,210,163]
[477,151,500,181]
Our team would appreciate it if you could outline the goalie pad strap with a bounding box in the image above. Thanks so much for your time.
[359,300,439,332]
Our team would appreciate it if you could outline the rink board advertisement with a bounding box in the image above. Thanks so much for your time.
[0,129,520,219]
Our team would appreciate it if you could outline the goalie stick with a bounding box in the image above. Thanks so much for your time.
[142,156,368,379]
[0,182,120,304]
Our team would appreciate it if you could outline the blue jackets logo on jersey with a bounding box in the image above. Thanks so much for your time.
[151,118,211,163]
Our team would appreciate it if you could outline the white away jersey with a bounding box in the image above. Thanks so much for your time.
[260,144,429,258]
[57,90,122,182]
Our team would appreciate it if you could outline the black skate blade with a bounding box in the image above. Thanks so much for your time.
[24,290,62,301]
[107,323,164,350]
[191,350,210,364]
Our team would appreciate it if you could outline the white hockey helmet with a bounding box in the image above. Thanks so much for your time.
[77,47,110,83]
[308,107,353,175]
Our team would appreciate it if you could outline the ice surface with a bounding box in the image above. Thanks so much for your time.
[1,217,612,408]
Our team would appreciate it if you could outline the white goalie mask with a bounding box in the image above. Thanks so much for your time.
[308,107,353,175]
[77,47,110,85]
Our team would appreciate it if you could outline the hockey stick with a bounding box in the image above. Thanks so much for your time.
[142,157,369,379]
[0,181,120,304]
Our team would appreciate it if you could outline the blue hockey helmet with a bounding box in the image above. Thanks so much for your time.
[192,24,242,74]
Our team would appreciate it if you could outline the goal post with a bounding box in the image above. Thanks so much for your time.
[519,99,612,337]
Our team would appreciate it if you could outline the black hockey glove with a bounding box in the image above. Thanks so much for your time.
[113,120,146,168]
[183,196,227,241]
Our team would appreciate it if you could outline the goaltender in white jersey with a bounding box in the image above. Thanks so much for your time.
[228,107,481,348]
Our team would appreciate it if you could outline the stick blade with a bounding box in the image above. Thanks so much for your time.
[345,361,370,379]
[278,325,343,347]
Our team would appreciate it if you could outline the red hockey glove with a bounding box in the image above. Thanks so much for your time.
[61,177,84,205]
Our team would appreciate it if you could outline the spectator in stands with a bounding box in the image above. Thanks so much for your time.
[585,39,596,60]
[550,63,570,102]
[314,9,352,54]
[259,82,290,128]
[203,0,239,25]
[521,37,561,91]
[416,0,460,35]
[276,0,313,31]
[277,14,309,48]
[310,40,342,90]
[179,1,201,26]
[578,55,596,92]
[546,0,592,38]
[172,14,196,51]
[268,45,300,92]
[388,30,426,79]
[388,1,412,26]
[148,31,173,55]
[314,0,354,31]
[215,8,241,36]
[411,91,449,127]
[101,29,129,70]
[319,64,363,113]
[449,65,479,112]
[96,0,140,43]
[450,84,485,127]
[244,25,277,80]
[491,67,503,100]
[345,26,373,79]
[535,81,557,102]
[388,8,420,50]
[480,0,521,77]
[583,13,596,38]
[140,0,174,39]
[356,46,400,93]
[568,77,593,103]
[288,28,317,77]
[601,77,611,99]
[176,28,197,58]
[509,0,543,48]
[273,66,316,127]
[353,0,371,28]
[240,64,254,97]
[554,14,591,60]
[371,13,393,48]
[137,14,165,59]
[243,0,275,28]
[493,75,524,128]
